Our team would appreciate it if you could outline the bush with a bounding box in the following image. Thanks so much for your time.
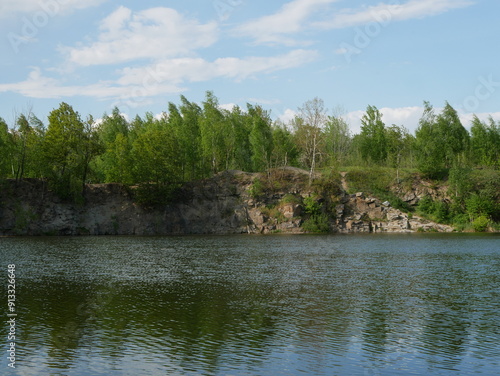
[466,193,495,219]
[302,214,330,233]
[249,178,264,199]
[417,196,450,223]
[472,215,490,232]
[281,194,302,205]
[304,195,321,215]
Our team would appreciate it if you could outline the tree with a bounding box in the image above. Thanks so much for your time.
[470,116,500,168]
[130,115,181,204]
[415,102,469,178]
[178,96,203,180]
[296,97,328,181]
[44,102,89,199]
[359,105,387,164]
[228,105,252,172]
[271,120,298,168]
[0,117,11,178]
[415,101,442,178]
[96,108,132,184]
[324,113,351,166]
[248,104,273,172]
[386,124,413,182]
[9,110,46,181]
[199,91,228,174]
[436,102,469,168]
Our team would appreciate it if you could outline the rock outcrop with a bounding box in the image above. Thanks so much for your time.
[0,169,454,236]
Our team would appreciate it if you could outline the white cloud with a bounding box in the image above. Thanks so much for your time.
[235,0,339,45]
[279,108,298,124]
[0,0,107,18]
[345,106,424,134]
[219,103,237,112]
[459,111,500,128]
[117,50,318,86]
[235,0,474,46]
[344,105,500,135]
[64,6,218,66]
[315,0,474,29]
[0,67,184,100]
[0,50,317,101]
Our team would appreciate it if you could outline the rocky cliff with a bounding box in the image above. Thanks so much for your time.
[0,169,453,236]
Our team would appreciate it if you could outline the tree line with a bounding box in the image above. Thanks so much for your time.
[0,92,498,204]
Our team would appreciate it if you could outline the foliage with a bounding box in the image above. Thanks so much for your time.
[280,194,302,205]
[249,178,264,199]
[0,94,497,231]
[302,214,330,233]
[472,216,490,232]
[359,105,387,164]
[303,195,322,215]
[415,102,469,179]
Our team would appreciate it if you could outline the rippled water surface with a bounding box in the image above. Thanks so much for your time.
[1,234,499,375]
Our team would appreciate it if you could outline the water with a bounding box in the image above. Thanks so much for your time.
[1,234,499,376]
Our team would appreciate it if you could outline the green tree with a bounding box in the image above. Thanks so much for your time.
[248,104,273,172]
[0,117,12,178]
[324,114,351,166]
[436,102,469,167]
[470,116,500,168]
[415,102,468,178]
[178,96,203,179]
[96,108,132,184]
[359,105,387,164]
[199,91,228,174]
[386,124,413,182]
[415,102,442,178]
[271,120,298,168]
[131,115,181,204]
[44,102,90,199]
[228,106,252,171]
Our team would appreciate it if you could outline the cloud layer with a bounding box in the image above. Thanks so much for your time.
[0,0,107,18]
[65,7,219,66]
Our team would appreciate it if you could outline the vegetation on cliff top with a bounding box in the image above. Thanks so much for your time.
[0,92,498,231]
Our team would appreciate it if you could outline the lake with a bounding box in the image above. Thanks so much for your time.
[1,234,499,376]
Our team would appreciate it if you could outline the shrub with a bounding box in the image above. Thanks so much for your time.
[466,193,495,219]
[302,214,330,233]
[281,194,302,205]
[472,215,490,232]
[304,195,321,215]
[249,178,264,199]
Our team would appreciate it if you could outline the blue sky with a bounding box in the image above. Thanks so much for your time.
[1,0,500,133]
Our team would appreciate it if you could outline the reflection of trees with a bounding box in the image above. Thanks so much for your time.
[15,237,500,375]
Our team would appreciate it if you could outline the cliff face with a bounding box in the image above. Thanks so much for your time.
[0,169,453,236]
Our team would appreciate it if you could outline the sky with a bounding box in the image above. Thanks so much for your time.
[1,0,500,133]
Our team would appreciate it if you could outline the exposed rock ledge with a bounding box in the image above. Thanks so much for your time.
[0,170,453,236]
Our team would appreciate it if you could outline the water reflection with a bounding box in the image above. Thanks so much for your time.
[1,234,499,375]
